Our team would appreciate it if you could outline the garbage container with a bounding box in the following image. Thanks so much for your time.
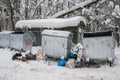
[10,31,36,51]
[83,31,115,66]
[41,30,73,59]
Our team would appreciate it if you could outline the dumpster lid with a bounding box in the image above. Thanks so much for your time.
[41,30,71,38]
[83,31,112,38]
[0,31,14,34]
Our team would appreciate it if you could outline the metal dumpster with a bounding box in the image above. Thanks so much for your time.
[0,31,13,48]
[41,30,73,59]
[10,31,35,51]
[83,31,115,65]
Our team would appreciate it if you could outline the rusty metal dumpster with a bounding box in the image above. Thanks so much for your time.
[83,31,115,66]
[10,31,35,51]
[41,30,73,59]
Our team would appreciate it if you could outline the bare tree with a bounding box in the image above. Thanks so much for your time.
[8,0,15,30]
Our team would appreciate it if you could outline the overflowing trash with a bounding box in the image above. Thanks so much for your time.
[11,43,86,68]
[56,43,85,68]
[11,41,105,69]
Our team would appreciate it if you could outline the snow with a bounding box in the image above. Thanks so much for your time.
[15,16,86,29]
[82,8,92,15]
[0,46,120,80]
[41,30,71,38]
[108,1,114,9]
[112,5,120,18]
[104,19,111,25]
[114,5,120,16]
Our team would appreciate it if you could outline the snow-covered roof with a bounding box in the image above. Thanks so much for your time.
[41,30,71,38]
[15,16,86,29]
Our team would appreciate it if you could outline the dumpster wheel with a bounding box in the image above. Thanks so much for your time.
[85,58,90,67]
[108,58,114,67]
[110,62,112,67]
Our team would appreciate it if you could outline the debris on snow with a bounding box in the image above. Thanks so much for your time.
[0,47,120,80]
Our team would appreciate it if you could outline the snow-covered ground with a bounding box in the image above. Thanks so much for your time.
[0,47,120,80]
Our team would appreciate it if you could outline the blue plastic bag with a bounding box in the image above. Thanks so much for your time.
[58,59,66,66]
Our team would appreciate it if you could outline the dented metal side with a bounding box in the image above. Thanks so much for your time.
[83,31,115,61]
[41,30,72,58]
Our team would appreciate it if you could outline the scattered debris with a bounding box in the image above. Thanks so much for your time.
[89,64,101,68]
[35,50,42,61]
[76,48,83,62]
[66,59,75,69]
[75,59,85,68]
[25,51,36,60]
[12,52,22,60]
[21,57,28,62]
[47,62,51,66]
[58,56,66,66]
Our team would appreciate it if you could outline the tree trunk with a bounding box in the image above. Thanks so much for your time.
[8,0,15,31]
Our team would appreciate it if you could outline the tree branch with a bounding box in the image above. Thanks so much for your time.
[30,0,44,19]
[50,0,99,18]
[0,5,11,16]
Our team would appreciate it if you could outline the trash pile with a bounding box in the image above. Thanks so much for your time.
[57,43,86,68]
[11,43,101,68]
[12,48,43,62]
[11,30,115,68]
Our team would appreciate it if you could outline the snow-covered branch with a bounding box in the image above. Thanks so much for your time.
[0,5,11,16]
[31,0,44,19]
[50,0,98,18]
[46,1,63,17]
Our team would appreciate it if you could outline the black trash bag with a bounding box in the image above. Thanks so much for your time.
[12,53,22,60]
[25,52,36,60]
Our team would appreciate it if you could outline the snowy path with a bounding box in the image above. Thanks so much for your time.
[0,47,120,80]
